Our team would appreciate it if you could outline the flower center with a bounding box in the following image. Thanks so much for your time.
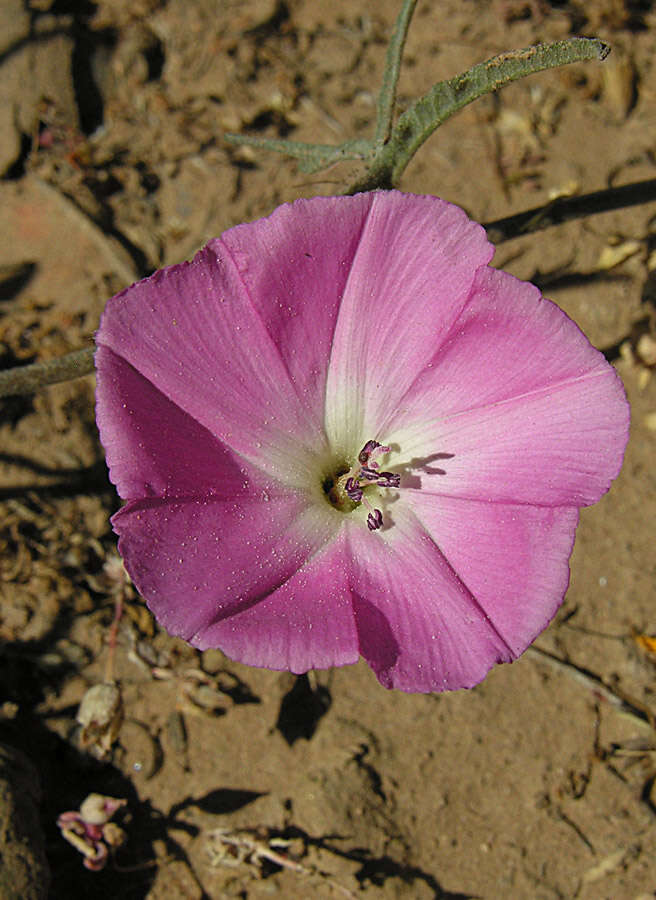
[322,440,400,531]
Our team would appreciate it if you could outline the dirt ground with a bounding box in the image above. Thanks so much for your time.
[1,0,656,897]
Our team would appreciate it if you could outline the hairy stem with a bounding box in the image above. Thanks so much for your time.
[348,38,609,192]
[375,0,419,147]
[0,347,95,398]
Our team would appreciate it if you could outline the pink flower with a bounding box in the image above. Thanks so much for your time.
[95,192,629,692]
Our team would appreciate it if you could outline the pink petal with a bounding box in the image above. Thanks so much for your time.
[324,192,493,447]
[407,491,579,657]
[196,531,359,673]
[95,345,250,501]
[96,192,492,480]
[346,511,515,692]
[113,495,342,655]
[103,349,357,671]
[96,244,320,483]
[217,193,374,419]
[384,267,629,507]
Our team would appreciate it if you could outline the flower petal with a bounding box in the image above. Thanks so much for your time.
[346,510,514,692]
[95,345,250,501]
[196,531,359,673]
[101,341,356,672]
[96,247,313,484]
[94,192,630,694]
[217,193,375,419]
[323,192,493,450]
[385,267,629,507]
[407,492,579,657]
[113,495,342,655]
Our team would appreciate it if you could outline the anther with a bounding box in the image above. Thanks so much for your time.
[360,466,380,481]
[345,477,363,502]
[359,440,381,464]
[376,472,401,488]
[367,509,383,531]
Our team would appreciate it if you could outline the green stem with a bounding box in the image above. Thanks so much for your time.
[375,0,418,147]
[348,38,609,192]
[0,347,95,398]
[223,134,372,174]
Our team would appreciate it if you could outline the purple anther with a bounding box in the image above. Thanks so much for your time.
[358,440,381,464]
[367,509,383,532]
[345,477,363,502]
[360,466,380,481]
[376,471,401,488]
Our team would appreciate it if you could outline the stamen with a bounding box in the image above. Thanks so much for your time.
[345,477,363,502]
[359,440,381,464]
[376,472,401,488]
[360,466,381,481]
[367,509,383,531]
[324,440,401,532]
[358,440,391,465]
[350,441,400,531]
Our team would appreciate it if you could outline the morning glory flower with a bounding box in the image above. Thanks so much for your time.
[95,191,629,693]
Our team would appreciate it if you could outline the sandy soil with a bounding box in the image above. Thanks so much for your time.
[1,1,656,898]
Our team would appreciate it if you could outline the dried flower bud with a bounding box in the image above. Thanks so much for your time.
[57,793,127,872]
[79,793,126,826]
[77,683,123,757]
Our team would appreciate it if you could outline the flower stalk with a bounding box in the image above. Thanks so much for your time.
[0,347,95,398]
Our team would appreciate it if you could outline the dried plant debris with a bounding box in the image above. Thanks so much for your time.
[205,826,357,898]
[76,682,124,759]
[128,632,255,717]
[57,793,127,871]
